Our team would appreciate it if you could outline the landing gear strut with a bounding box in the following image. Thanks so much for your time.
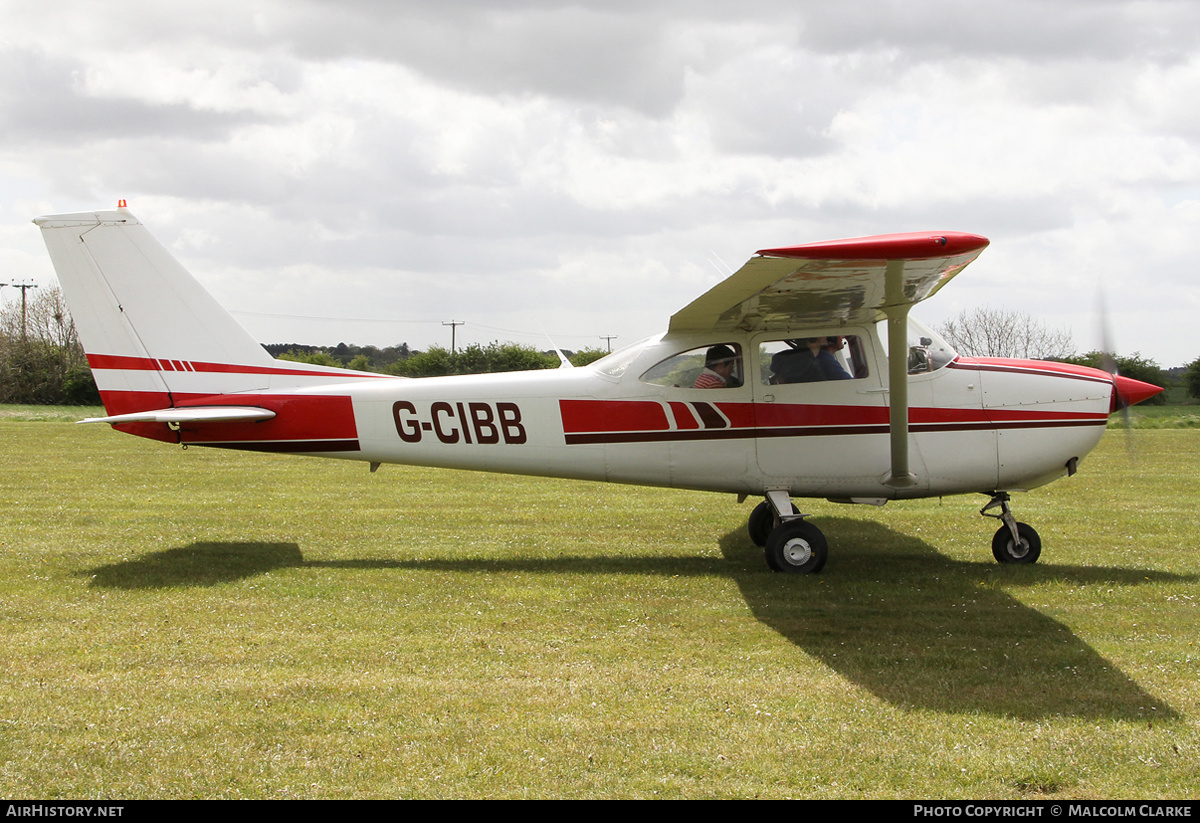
[749,490,1040,572]
[749,490,828,574]
[981,492,1041,564]
[747,500,798,547]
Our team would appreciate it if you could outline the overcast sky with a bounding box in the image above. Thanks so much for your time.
[2,0,1197,365]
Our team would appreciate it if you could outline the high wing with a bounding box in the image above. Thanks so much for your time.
[670,231,991,489]
[669,231,990,335]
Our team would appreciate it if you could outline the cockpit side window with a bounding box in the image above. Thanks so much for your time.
[759,336,868,384]
[640,343,744,389]
[875,318,958,374]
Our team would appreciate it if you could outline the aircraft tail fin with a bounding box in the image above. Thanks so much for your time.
[34,206,378,416]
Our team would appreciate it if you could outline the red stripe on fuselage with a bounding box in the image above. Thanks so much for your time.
[559,399,1106,445]
[949,357,1114,385]
[196,439,359,453]
[173,394,358,446]
[668,402,699,430]
[95,391,358,449]
[98,390,174,417]
[560,399,671,433]
[86,353,390,380]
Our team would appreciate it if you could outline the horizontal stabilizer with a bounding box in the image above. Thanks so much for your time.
[80,406,277,426]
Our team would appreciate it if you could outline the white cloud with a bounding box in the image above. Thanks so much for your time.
[3,0,1199,366]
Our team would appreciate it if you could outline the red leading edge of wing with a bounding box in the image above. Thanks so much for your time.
[757,231,989,261]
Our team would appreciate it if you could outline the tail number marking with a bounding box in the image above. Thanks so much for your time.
[393,401,527,445]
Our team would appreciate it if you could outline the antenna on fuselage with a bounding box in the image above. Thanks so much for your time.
[539,324,574,369]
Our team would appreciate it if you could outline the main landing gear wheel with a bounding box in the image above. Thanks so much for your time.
[991,522,1041,564]
[748,500,799,547]
[765,519,828,574]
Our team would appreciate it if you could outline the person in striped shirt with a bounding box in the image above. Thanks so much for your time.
[693,345,741,389]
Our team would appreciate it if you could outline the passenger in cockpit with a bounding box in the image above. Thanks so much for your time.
[770,337,852,384]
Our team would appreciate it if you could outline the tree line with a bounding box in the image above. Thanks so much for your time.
[935,307,1188,405]
[272,341,609,375]
[0,290,611,404]
[0,287,100,405]
[3,294,1197,405]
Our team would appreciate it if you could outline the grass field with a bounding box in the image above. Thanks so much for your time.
[1114,403,1200,429]
[2,411,1198,798]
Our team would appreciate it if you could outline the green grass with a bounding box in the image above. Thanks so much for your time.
[0,403,106,422]
[2,412,1199,798]
[1114,403,1200,428]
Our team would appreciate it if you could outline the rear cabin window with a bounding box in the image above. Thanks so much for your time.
[640,343,744,390]
[759,336,869,384]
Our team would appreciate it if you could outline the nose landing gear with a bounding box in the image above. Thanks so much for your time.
[981,492,1041,564]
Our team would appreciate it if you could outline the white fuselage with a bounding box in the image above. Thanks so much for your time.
[168,327,1112,501]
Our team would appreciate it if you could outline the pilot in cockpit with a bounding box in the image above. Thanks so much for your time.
[693,345,743,389]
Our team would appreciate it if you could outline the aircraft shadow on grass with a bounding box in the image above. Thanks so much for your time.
[720,517,1186,722]
[86,542,305,589]
[85,519,1190,721]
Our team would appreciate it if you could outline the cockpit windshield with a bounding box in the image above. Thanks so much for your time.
[876,316,958,374]
[589,336,656,379]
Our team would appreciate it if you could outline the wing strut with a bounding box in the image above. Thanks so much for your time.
[883,260,917,488]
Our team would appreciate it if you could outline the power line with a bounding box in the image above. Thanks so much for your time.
[229,309,625,346]
[232,309,444,325]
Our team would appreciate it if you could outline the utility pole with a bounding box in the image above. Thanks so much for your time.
[442,320,464,354]
[599,334,617,353]
[10,281,37,342]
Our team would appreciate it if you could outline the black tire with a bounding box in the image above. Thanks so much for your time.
[748,500,799,547]
[991,522,1041,564]
[748,501,773,547]
[765,519,828,574]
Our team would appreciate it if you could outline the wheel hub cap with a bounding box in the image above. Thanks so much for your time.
[783,538,812,565]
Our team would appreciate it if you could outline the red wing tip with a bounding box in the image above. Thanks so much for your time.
[757,231,990,261]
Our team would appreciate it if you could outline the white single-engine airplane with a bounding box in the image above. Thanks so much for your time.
[35,204,1162,573]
